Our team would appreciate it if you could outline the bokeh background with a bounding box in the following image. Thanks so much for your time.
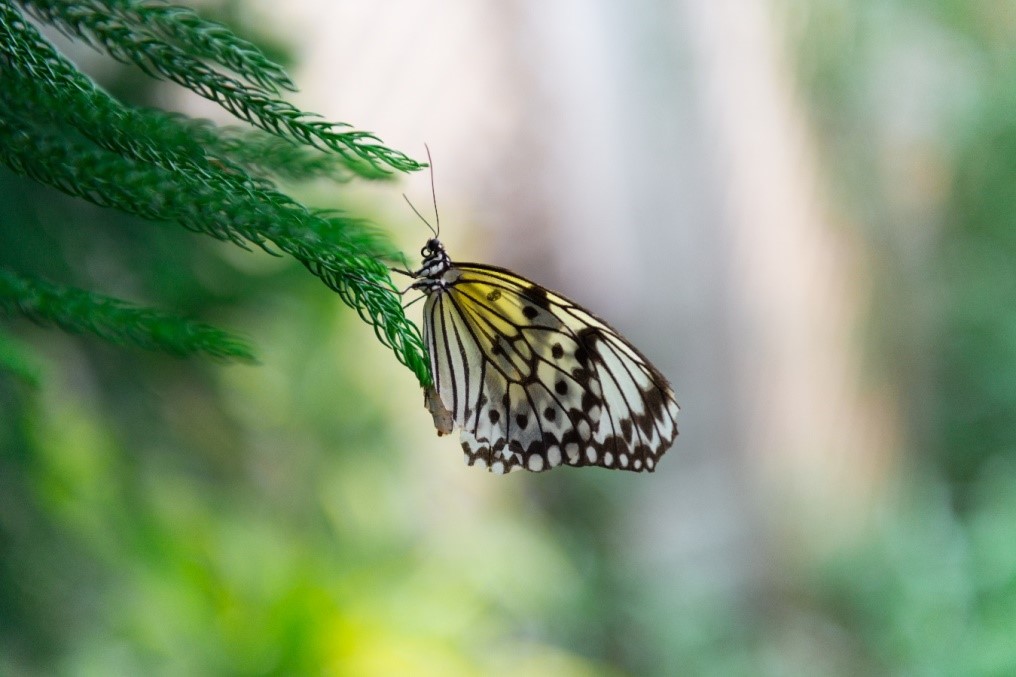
[3,0,1016,674]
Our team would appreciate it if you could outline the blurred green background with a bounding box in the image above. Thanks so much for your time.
[3,0,1016,675]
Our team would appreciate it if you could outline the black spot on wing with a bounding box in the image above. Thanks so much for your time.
[636,409,658,436]
[573,327,602,368]
[642,385,666,418]
[580,390,600,412]
[521,285,551,310]
[620,418,633,442]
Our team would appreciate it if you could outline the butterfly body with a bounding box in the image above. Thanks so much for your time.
[411,237,680,474]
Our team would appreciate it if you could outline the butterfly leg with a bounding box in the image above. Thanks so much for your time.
[402,293,426,310]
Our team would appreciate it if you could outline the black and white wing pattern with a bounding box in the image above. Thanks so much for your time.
[411,238,680,474]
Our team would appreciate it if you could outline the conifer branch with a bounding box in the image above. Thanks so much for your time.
[16,0,423,177]
[0,268,257,362]
[1,3,264,186]
[0,113,430,383]
[213,129,392,183]
[78,0,295,93]
[0,1,432,385]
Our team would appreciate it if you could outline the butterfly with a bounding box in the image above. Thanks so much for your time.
[397,156,679,474]
[400,234,680,475]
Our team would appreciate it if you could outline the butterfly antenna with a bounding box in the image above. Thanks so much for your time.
[425,143,440,239]
[402,194,438,238]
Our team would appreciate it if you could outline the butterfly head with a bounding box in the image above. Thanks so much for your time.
[422,237,444,258]
[411,237,452,287]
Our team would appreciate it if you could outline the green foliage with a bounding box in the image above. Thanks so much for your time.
[937,80,1016,491]
[0,0,429,385]
[0,268,255,363]
[36,0,298,93]
[0,328,41,384]
[18,0,422,174]
[815,462,1016,675]
[782,0,1016,672]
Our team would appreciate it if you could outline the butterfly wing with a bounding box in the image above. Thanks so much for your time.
[422,262,679,473]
